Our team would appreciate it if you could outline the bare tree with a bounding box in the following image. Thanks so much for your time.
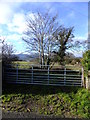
[22,11,62,66]
[23,11,85,67]
[0,37,18,65]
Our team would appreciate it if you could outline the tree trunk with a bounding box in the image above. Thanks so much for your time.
[41,36,44,67]
[47,39,50,67]
[38,40,41,66]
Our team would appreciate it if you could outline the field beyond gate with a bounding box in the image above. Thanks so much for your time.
[3,64,82,86]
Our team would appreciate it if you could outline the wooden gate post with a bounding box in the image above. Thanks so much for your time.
[81,67,84,87]
[86,71,90,90]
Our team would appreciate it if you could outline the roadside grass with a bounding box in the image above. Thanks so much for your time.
[1,84,90,118]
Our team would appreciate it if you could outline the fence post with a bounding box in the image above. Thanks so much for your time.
[86,71,90,90]
[16,64,18,83]
[81,67,84,87]
[32,65,33,83]
[64,68,66,85]
[48,65,49,85]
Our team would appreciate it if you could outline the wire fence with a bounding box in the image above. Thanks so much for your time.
[3,64,83,86]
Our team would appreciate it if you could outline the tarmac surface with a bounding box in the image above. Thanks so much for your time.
[2,111,62,119]
[2,110,85,120]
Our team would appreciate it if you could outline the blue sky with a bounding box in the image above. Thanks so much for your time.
[0,2,88,57]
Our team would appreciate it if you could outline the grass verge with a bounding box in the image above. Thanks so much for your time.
[1,84,90,118]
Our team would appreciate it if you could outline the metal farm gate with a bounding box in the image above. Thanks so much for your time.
[3,64,83,86]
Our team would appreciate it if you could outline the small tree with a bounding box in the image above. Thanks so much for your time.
[81,50,90,76]
[53,27,74,66]
[0,37,18,65]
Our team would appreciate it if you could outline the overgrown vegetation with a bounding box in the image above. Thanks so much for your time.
[81,50,90,76]
[1,84,90,118]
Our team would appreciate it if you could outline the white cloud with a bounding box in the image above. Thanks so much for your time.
[7,13,26,34]
[7,12,38,34]
[74,36,87,41]
[0,3,14,24]
[0,2,22,25]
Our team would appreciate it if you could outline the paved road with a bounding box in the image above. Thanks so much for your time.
[2,111,61,119]
[2,111,80,120]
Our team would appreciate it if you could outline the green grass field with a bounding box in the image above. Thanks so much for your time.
[12,61,82,71]
[1,84,90,118]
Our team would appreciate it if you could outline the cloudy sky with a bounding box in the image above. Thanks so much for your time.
[0,1,88,56]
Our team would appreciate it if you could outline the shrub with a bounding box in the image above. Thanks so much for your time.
[81,50,90,76]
